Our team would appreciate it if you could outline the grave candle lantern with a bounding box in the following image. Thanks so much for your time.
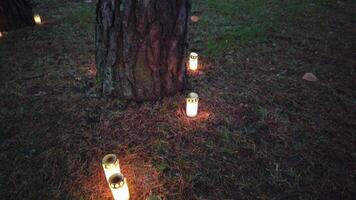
[34,14,42,24]
[102,154,121,182]
[109,173,130,200]
[189,52,198,71]
[186,92,199,117]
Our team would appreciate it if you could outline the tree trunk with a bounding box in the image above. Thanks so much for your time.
[96,0,191,101]
[0,0,35,31]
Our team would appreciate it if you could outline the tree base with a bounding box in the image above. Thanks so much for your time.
[96,0,191,101]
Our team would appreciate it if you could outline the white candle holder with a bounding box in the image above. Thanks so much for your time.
[186,92,199,117]
[109,173,130,200]
[189,52,198,71]
[102,154,121,182]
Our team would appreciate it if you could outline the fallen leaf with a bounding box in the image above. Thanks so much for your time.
[303,73,318,82]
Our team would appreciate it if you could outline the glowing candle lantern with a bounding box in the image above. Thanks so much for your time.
[102,154,121,182]
[109,173,130,200]
[189,52,198,71]
[34,14,42,24]
[186,92,199,117]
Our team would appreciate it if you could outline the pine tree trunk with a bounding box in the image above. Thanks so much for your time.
[96,0,191,101]
[0,0,35,31]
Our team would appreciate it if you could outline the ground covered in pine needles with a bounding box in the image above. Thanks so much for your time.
[0,0,355,199]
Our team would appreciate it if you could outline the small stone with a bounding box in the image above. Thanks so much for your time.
[190,15,200,22]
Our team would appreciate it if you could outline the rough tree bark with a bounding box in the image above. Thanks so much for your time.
[0,0,35,31]
[96,0,191,101]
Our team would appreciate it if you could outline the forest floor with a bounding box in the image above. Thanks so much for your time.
[0,0,355,199]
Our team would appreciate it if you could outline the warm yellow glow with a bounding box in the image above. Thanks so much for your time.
[186,92,199,117]
[109,173,130,200]
[34,14,42,24]
[102,154,121,182]
[189,52,198,71]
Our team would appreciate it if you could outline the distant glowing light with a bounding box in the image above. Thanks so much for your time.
[186,92,199,117]
[102,154,121,182]
[189,52,198,71]
[109,173,130,200]
[0,32,3,37]
[34,14,42,24]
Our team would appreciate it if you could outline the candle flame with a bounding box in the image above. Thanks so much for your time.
[34,14,42,24]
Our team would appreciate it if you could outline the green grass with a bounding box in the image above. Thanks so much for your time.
[192,0,338,57]
[62,4,95,31]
